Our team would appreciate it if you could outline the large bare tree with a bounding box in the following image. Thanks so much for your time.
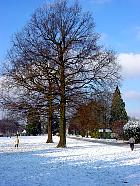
[3,0,121,147]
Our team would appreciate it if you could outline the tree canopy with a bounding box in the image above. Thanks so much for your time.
[1,0,121,147]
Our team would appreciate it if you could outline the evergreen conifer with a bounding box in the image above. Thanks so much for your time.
[110,86,128,137]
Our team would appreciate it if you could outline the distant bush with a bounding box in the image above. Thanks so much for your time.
[89,130,100,138]
[124,127,140,143]
[123,120,140,143]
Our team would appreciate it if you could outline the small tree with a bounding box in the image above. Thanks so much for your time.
[69,99,108,137]
[110,86,128,137]
[26,108,41,136]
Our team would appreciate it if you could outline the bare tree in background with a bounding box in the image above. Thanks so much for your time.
[3,0,121,147]
[0,77,48,135]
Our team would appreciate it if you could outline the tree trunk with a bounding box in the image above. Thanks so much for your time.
[57,54,66,148]
[46,82,53,143]
[57,95,66,147]
[46,103,53,143]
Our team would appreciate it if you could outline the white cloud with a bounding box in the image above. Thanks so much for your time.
[127,110,140,120]
[123,90,140,119]
[118,53,140,79]
[124,90,140,100]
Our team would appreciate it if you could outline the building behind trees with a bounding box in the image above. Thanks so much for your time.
[0,119,24,137]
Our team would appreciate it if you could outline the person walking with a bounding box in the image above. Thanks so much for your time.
[15,136,19,148]
[129,137,135,151]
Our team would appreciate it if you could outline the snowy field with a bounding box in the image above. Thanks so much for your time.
[0,136,140,186]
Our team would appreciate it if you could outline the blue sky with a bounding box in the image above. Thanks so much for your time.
[0,0,140,119]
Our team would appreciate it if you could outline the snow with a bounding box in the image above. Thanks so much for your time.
[0,136,140,186]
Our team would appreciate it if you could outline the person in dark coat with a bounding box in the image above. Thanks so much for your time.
[129,137,135,151]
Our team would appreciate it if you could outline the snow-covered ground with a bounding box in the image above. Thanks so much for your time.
[0,136,140,186]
